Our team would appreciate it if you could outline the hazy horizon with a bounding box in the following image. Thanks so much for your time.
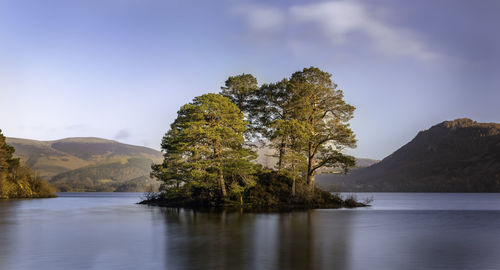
[1,0,499,159]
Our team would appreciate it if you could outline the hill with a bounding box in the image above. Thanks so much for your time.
[6,137,162,192]
[253,142,378,170]
[0,130,56,199]
[6,136,378,193]
[317,118,500,192]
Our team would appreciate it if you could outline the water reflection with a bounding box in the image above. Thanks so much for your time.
[160,207,500,270]
[161,209,355,270]
[1,193,500,270]
[346,210,500,269]
[0,200,15,270]
[0,194,167,270]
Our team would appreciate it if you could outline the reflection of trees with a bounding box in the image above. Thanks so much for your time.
[275,211,315,269]
[161,208,355,270]
[274,210,354,270]
[313,210,355,270]
[162,208,257,270]
[0,201,17,270]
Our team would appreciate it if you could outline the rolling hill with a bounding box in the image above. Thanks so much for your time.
[6,137,163,192]
[6,136,379,192]
[317,119,500,192]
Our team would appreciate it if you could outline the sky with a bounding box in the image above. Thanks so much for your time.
[0,0,499,160]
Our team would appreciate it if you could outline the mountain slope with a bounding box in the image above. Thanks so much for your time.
[51,158,160,192]
[6,137,91,178]
[317,119,500,192]
[6,136,378,192]
[253,142,378,169]
[6,137,162,192]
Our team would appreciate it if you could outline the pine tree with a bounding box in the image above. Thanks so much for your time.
[220,74,260,139]
[255,79,295,170]
[220,73,258,112]
[288,67,357,190]
[152,94,257,202]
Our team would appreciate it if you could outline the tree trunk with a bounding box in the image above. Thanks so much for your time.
[307,142,314,186]
[219,166,227,197]
[307,173,315,192]
[307,142,315,193]
[291,163,296,196]
[214,141,227,198]
[277,139,286,171]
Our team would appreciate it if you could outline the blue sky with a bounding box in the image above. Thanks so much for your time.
[1,0,499,159]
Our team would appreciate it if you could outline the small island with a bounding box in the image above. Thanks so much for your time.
[0,130,57,199]
[141,67,366,210]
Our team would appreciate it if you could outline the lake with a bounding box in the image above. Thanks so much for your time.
[1,193,500,270]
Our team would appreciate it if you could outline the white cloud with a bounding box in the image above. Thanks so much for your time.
[232,5,285,32]
[290,1,367,45]
[234,1,435,61]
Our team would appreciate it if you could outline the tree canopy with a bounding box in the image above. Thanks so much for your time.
[151,93,257,204]
[220,73,260,139]
[220,73,258,112]
[149,67,361,208]
[249,67,356,189]
[287,67,356,189]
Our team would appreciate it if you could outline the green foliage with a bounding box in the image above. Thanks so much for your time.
[0,129,56,199]
[220,73,261,139]
[286,67,356,187]
[149,67,362,209]
[220,73,258,112]
[243,170,364,209]
[253,79,294,138]
[144,170,360,209]
[152,93,258,202]
[250,67,357,188]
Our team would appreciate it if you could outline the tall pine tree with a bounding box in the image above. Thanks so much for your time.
[152,94,257,202]
[288,67,357,190]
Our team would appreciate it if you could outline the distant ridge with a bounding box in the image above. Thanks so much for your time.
[6,137,162,192]
[317,118,500,192]
[8,137,160,159]
[253,142,378,170]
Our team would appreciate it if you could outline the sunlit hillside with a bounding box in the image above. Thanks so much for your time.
[6,137,162,192]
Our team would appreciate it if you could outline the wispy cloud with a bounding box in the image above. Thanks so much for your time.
[234,0,435,61]
[232,5,285,33]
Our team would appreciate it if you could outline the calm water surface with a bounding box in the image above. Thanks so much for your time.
[1,192,500,270]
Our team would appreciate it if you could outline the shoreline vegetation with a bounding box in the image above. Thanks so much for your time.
[139,171,368,210]
[0,130,57,199]
[141,67,367,210]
